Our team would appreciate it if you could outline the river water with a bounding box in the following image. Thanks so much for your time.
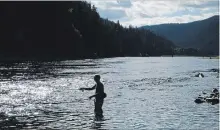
[0,57,219,129]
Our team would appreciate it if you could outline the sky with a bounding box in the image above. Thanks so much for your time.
[86,0,219,27]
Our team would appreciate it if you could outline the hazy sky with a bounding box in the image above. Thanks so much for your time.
[86,0,219,27]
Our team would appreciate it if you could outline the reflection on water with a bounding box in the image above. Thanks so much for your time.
[0,112,45,129]
[0,60,101,82]
[91,120,105,130]
[0,57,219,129]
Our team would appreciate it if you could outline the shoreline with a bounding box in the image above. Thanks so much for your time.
[0,55,219,62]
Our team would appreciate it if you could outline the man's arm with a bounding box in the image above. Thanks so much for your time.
[79,85,95,91]
[89,93,99,99]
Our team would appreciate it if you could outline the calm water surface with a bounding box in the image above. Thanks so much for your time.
[0,57,219,129]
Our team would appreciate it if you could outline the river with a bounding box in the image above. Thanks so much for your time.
[0,57,219,129]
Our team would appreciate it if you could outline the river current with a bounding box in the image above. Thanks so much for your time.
[0,57,219,129]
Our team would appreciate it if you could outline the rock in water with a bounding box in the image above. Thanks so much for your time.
[194,98,205,104]
[206,98,219,104]
[195,73,204,78]
[210,68,219,73]
[212,88,219,93]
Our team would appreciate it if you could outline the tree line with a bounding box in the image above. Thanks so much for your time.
[0,1,176,60]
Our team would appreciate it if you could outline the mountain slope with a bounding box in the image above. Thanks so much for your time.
[141,15,219,55]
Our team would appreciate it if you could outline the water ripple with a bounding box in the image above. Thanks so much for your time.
[0,57,219,129]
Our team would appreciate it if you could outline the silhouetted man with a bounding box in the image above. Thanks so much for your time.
[80,75,106,118]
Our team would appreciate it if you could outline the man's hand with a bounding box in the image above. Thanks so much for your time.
[89,96,93,100]
[79,88,84,91]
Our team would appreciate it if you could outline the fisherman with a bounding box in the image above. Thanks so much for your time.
[79,75,106,118]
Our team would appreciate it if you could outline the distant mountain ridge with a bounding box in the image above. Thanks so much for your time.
[141,15,219,55]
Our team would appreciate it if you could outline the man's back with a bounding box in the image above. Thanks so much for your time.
[95,82,105,100]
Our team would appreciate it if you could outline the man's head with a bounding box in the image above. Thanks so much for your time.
[94,75,101,82]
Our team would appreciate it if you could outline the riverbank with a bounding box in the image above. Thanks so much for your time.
[161,55,219,58]
[0,55,219,62]
[202,56,220,59]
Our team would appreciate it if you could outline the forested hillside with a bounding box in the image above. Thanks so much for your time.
[0,1,175,60]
